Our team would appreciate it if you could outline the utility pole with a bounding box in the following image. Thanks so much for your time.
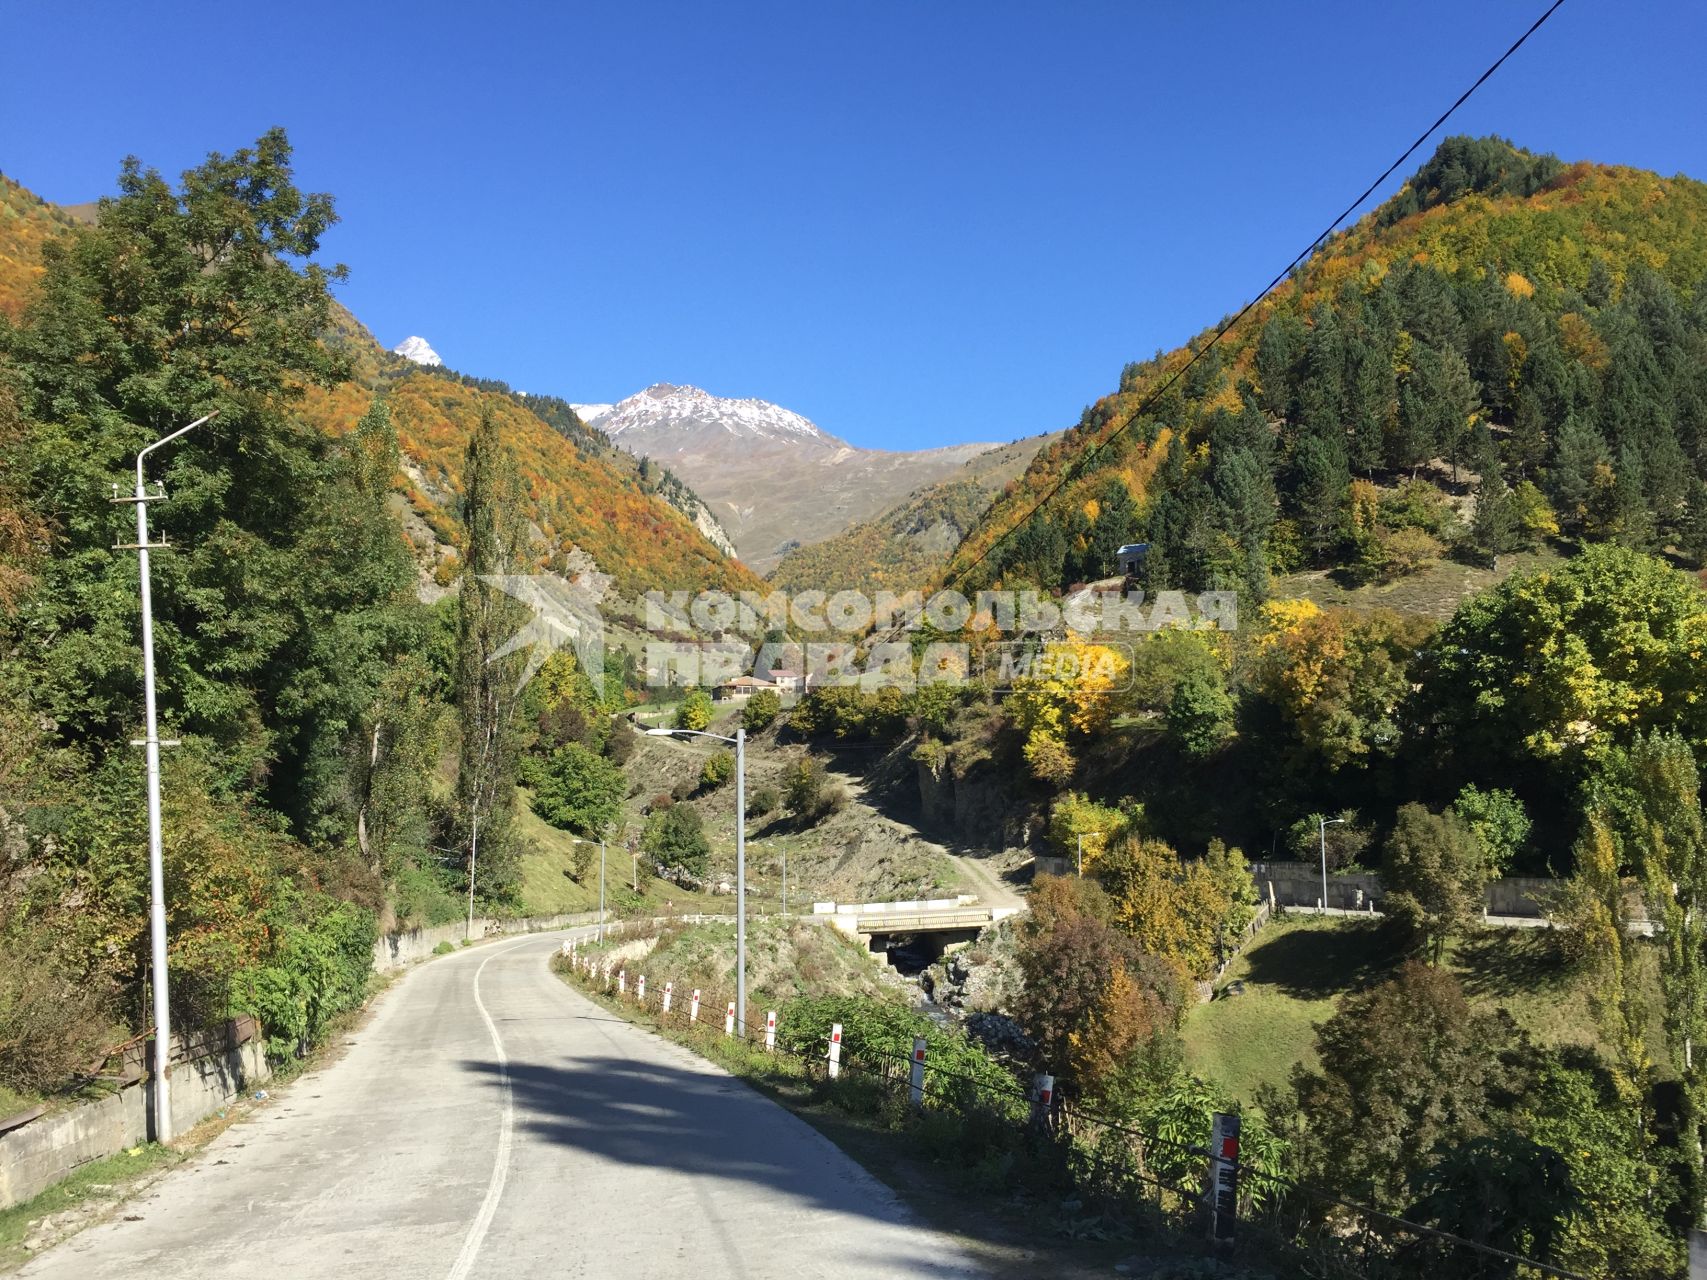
[116,411,215,1145]
[599,837,607,942]
[1318,816,1345,915]
[466,812,478,941]
[734,726,746,1034]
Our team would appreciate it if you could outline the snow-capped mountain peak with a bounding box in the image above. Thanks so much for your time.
[393,336,443,367]
[593,384,833,446]
[571,403,616,429]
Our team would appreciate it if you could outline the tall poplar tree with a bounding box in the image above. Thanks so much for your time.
[454,411,531,912]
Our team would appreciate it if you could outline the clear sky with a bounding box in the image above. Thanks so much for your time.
[3,1,1703,449]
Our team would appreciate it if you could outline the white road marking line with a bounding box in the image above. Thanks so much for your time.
[445,937,536,1280]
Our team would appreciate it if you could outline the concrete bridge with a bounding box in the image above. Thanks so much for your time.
[814,897,1023,971]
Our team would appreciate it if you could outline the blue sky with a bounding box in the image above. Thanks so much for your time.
[3,2,1703,449]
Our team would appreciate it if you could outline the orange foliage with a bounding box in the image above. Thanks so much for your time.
[0,175,759,598]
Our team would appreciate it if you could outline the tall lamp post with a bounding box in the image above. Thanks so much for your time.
[1318,816,1346,915]
[648,724,746,1032]
[116,411,217,1144]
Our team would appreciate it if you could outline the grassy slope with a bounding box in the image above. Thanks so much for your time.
[513,796,727,918]
[581,916,898,1012]
[1183,916,1665,1105]
[1273,544,1566,619]
[616,709,969,906]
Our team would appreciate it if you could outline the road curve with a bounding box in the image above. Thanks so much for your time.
[21,932,984,1280]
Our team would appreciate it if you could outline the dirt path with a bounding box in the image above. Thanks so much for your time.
[945,849,1026,910]
[827,764,1027,910]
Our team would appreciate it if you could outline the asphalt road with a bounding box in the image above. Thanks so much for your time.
[22,931,984,1279]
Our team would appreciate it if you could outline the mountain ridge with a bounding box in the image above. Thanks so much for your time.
[574,381,1018,572]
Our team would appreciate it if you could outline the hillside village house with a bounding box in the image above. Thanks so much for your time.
[714,674,778,701]
[766,668,808,694]
[1116,542,1150,577]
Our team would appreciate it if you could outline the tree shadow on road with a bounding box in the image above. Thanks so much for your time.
[457,1052,984,1277]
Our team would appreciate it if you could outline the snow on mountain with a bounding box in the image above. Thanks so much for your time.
[571,403,615,429]
[580,382,1001,573]
[392,336,443,367]
[593,384,834,447]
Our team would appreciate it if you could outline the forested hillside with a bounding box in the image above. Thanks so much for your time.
[0,131,751,1107]
[955,137,1707,596]
[0,170,759,599]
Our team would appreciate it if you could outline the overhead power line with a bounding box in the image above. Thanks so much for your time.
[941,0,1569,595]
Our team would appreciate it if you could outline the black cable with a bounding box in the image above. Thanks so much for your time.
[936,0,1569,597]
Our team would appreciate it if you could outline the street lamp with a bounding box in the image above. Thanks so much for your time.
[1073,830,1110,876]
[1318,816,1346,915]
[647,723,747,1032]
[115,410,217,1145]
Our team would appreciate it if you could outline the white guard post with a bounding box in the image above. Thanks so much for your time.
[764,1011,777,1052]
[1208,1111,1241,1244]
[690,989,701,1023]
[725,1001,736,1036]
[827,1023,843,1080]
[909,1037,928,1111]
[618,970,626,996]
[637,975,646,1002]
[1031,1073,1055,1131]
[663,981,673,1014]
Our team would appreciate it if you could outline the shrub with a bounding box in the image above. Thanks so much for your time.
[746,786,780,819]
[779,761,848,824]
[784,757,828,821]
[1374,525,1444,579]
[523,742,624,835]
[700,750,734,790]
[1164,668,1235,758]
[675,689,714,731]
[642,804,710,874]
[0,931,115,1094]
[1451,784,1531,875]
[742,689,781,732]
[778,994,1021,1116]
[1286,810,1370,871]
[432,940,455,956]
[237,889,378,1063]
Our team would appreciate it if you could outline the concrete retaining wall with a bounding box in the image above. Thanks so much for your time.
[1248,861,1575,918]
[371,909,605,972]
[4,908,605,1209]
[0,1034,267,1210]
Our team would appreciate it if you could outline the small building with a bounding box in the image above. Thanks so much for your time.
[767,668,808,695]
[714,675,778,701]
[1116,542,1151,577]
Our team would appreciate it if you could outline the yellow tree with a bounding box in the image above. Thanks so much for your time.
[1008,635,1129,782]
